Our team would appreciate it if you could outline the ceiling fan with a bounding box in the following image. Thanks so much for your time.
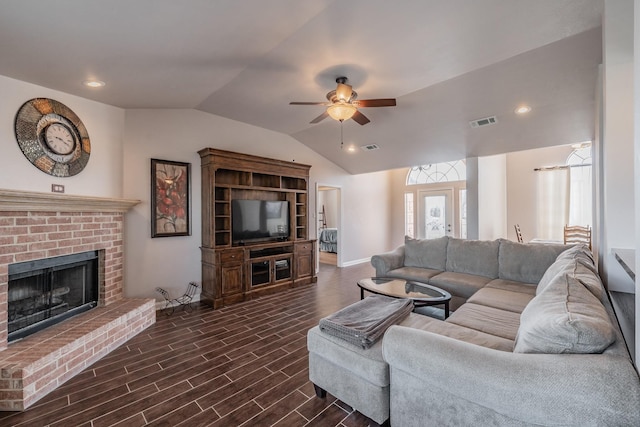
[290,77,396,125]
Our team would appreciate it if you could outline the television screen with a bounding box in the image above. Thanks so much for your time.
[232,200,289,243]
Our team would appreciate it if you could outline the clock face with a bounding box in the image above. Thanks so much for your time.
[45,123,75,155]
[15,98,91,177]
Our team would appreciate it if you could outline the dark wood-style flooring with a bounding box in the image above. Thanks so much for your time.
[0,262,380,427]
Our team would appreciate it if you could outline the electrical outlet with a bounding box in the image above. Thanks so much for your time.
[51,184,65,193]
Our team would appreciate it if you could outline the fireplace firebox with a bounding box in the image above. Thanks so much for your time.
[8,251,99,342]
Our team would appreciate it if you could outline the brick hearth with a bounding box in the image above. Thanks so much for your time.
[0,189,155,411]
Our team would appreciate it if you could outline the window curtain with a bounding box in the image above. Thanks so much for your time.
[536,168,569,241]
[568,165,592,227]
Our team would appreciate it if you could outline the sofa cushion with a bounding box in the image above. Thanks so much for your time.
[404,236,448,270]
[429,271,492,299]
[484,279,537,295]
[537,258,603,300]
[385,267,442,284]
[555,244,594,264]
[514,274,616,354]
[445,302,521,341]
[445,238,499,279]
[404,313,515,352]
[498,239,570,283]
[572,259,604,300]
[466,286,535,314]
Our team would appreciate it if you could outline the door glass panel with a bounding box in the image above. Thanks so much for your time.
[423,195,446,239]
[418,189,453,239]
[275,258,291,281]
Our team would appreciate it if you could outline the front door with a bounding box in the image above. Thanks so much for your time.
[417,189,453,239]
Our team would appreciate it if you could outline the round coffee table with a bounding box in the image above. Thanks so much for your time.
[357,277,451,318]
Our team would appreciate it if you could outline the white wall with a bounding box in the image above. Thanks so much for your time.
[318,188,338,228]
[478,154,508,240]
[602,0,636,294]
[633,0,640,368]
[506,145,574,242]
[122,109,393,298]
[0,75,124,197]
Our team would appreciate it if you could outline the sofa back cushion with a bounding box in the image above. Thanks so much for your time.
[404,236,448,271]
[514,274,616,354]
[445,238,499,279]
[498,239,571,284]
[537,245,602,299]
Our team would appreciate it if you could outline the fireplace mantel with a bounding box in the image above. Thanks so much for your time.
[0,189,140,212]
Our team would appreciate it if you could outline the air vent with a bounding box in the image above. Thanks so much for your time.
[360,144,380,151]
[469,116,498,128]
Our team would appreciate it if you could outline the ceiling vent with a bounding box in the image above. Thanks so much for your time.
[360,144,380,151]
[469,116,497,128]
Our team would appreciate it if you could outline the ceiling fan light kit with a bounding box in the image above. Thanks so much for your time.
[290,76,397,125]
[327,102,357,121]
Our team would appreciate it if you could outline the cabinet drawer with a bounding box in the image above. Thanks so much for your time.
[295,242,313,254]
[220,249,243,264]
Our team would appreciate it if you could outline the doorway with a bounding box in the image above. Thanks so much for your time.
[317,184,341,266]
[417,189,453,239]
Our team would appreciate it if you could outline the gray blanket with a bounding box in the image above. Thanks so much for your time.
[319,295,413,348]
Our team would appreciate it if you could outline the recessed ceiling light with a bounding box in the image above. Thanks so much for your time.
[515,105,531,114]
[83,80,105,88]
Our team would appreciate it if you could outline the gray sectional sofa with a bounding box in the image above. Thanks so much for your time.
[307,237,640,426]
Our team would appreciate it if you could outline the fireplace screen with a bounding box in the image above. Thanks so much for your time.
[8,251,99,342]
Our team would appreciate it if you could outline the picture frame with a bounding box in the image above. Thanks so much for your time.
[151,158,191,238]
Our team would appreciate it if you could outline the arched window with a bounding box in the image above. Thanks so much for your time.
[406,160,466,185]
[566,146,591,165]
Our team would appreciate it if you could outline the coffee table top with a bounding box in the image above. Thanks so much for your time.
[357,277,451,302]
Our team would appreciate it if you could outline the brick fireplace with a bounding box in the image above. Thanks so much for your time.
[0,189,156,411]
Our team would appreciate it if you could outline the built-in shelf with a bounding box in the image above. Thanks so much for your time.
[199,148,316,309]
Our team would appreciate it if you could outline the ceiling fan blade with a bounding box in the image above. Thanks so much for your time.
[310,111,329,124]
[336,83,353,102]
[351,110,370,125]
[290,101,330,105]
[354,98,397,108]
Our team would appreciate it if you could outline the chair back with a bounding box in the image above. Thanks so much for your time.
[514,224,523,243]
[563,225,591,249]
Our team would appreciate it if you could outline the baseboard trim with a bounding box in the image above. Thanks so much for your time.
[341,257,371,267]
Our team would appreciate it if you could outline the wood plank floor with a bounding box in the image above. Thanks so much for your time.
[0,262,380,427]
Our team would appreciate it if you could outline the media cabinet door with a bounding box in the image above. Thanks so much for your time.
[295,241,314,280]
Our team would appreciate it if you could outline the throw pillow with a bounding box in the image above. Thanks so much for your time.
[404,236,448,270]
[514,274,616,354]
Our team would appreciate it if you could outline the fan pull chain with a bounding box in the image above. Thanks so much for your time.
[340,119,344,150]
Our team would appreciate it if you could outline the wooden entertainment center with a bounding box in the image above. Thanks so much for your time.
[199,148,316,308]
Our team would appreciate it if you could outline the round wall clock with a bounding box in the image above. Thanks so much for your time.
[14,98,91,177]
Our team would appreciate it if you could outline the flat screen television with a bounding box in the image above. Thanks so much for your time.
[232,199,289,244]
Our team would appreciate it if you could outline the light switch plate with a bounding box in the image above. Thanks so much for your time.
[51,184,65,193]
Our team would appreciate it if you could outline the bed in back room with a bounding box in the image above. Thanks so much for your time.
[319,228,337,253]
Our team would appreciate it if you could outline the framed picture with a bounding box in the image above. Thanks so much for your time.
[151,159,191,237]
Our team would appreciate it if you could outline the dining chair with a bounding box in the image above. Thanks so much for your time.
[563,225,591,250]
[514,224,523,243]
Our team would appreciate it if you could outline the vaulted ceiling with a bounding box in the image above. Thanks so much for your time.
[0,0,603,173]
